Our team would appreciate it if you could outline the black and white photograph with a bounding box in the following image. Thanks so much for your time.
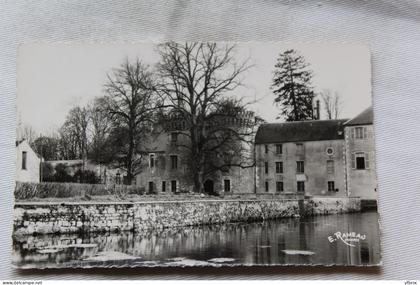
[12,42,381,268]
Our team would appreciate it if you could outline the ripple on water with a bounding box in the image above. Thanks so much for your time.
[282,249,315,255]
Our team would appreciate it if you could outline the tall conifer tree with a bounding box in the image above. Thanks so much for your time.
[272,49,315,121]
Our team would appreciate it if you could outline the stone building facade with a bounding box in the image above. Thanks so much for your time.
[254,120,348,197]
[135,123,194,194]
[134,107,377,200]
[254,107,377,201]
[344,107,377,199]
[16,139,41,183]
[135,112,258,195]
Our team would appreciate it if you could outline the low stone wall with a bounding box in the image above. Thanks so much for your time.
[303,197,361,216]
[13,202,135,236]
[133,199,298,231]
[13,197,361,236]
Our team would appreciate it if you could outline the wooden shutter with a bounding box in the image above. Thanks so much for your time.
[365,152,370,169]
[363,127,367,139]
[351,127,355,139]
[351,152,356,169]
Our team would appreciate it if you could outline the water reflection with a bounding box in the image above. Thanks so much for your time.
[12,212,381,268]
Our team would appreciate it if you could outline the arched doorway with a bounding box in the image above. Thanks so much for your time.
[203,179,214,195]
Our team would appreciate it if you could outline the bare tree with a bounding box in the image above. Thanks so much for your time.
[156,42,255,193]
[58,123,80,160]
[63,106,90,160]
[104,59,156,184]
[88,97,114,164]
[18,125,38,145]
[320,89,343,119]
[32,134,60,161]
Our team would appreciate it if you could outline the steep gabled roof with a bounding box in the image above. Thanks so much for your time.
[16,138,43,159]
[255,119,347,144]
[344,106,373,126]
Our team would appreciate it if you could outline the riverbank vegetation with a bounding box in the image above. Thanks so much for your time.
[14,182,300,202]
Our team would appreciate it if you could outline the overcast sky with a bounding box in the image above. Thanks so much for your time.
[18,42,372,135]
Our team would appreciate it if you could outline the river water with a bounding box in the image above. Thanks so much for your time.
[12,212,381,268]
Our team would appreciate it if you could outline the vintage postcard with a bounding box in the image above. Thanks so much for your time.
[13,42,381,268]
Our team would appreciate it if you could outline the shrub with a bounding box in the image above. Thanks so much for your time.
[14,182,146,200]
[53,163,74,182]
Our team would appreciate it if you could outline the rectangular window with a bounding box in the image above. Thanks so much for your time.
[171,180,177,193]
[265,144,269,154]
[265,181,269,192]
[161,181,166,192]
[21,151,27,170]
[297,181,305,192]
[327,160,334,174]
[148,181,154,194]
[275,161,283,174]
[264,161,269,174]
[296,143,304,155]
[170,155,178,169]
[276,181,283,192]
[149,154,155,168]
[224,179,231,192]
[171,132,178,142]
[296,161,304,173]
[276,144,283,155]
[328,181,335,192]
[356,156,365,169]
[354,127,367,139]
[352,152,370,170]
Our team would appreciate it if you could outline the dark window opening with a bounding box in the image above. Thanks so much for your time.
[296,161,304,173]
[356,156,365,169]
[276,161,283,174]
[276,144,283,155]
[148,181,154,194]
[297,181,305,192]
[265,144,269,154]
[265,181,269,192]
[149,154,155,168]
[276,181,283,192]
[328,181,335,192]
[21,151,27,170]
[264,161,269,174]
[224,179,231,192]
[162,181,166,192]
[116,172,121,184]
[171,180,177,193]
[170,155,178,169]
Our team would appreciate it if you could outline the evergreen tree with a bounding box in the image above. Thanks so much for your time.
[272,49,315,121]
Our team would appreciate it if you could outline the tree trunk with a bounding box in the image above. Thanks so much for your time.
[126,126,134,185]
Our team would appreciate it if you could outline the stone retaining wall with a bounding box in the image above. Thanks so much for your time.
[13,197,361,236]
[303,197,361,215]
